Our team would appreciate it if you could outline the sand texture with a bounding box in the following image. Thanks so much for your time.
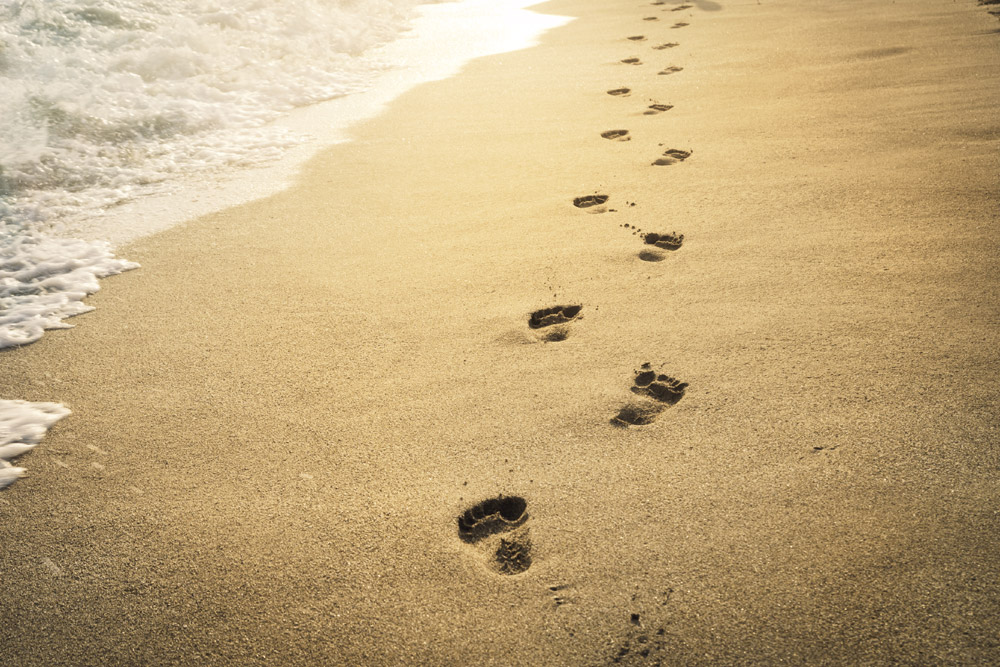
[2,0,1000,664]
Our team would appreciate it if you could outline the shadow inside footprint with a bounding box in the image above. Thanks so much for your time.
[652,148,692,166]
[620,57,642,64]
[573,194,609,209]
[644,103,674,115]
[608,88,632,96]
[458,496,528,543]
[611,402,663,427]
[643,232,683,250]
[627,35,647,41]
[529,305,582,330]
[658,66,683,75]
[653,42,680,49]
[601,129,631,141]
[671,22,689,28]
[631,363,688,405]
[671,3,693,9]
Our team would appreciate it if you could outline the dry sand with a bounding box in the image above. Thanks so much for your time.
[2,0,1000,664]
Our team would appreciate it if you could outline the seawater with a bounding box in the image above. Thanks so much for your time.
[0,0,571,489]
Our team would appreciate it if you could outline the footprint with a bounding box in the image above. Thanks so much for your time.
[643,232,683,250]
[458,496,532,575]
[573,194,610,212]
[529,305,582,341]
[631,363,688,405]
[671,22,689,28]
[652,148,692,166]
[611,363,688,427]
[658,65,683,75]
[601,129,631,141]
[644,103,674,115]
[607,88,632,96]
[620,57,642,65]
[652,42,680,49]
[671,3,693,9]
[627,35,647,41]
[643,16,659,21]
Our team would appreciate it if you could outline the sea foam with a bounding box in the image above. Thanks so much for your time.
[1,226,139,347]
[0,0,425,228]
[0,400,71,490]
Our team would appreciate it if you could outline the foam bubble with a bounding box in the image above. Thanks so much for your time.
[0,399,71,490]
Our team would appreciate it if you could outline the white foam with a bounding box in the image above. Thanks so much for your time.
[0,0,428,229]
[0,226,139,348]
[0,400,71,490]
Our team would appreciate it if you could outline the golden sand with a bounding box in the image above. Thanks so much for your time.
[2,0,999,664]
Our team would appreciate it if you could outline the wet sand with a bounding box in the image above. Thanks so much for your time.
[2,0,999,664]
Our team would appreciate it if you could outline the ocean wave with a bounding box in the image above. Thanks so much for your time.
[0,0,425,227]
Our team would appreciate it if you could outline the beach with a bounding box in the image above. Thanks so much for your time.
[2,0,999,664]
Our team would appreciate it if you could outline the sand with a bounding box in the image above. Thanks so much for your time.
[2,0,1000,664]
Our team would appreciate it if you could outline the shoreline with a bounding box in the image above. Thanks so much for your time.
[2,0,1000,664]
[57,0,572,247]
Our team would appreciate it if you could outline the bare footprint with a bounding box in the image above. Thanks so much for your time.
[671,22,689,28]
[643,16,659,21]
[644,103,674,115]
[529,305,582,341]
[631,363,688,405]
[671,3,693,9]
[627,35,647,41]
[653,42,679,49]
[643,232,684,250]
[458,496,532,575]
[620,57,642,65]
[658,65,683,75]
[612,364,687,426]
[608,88,632,96]
[638,232,683,262]
[601,129,631,141]
[652,148,692,166]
